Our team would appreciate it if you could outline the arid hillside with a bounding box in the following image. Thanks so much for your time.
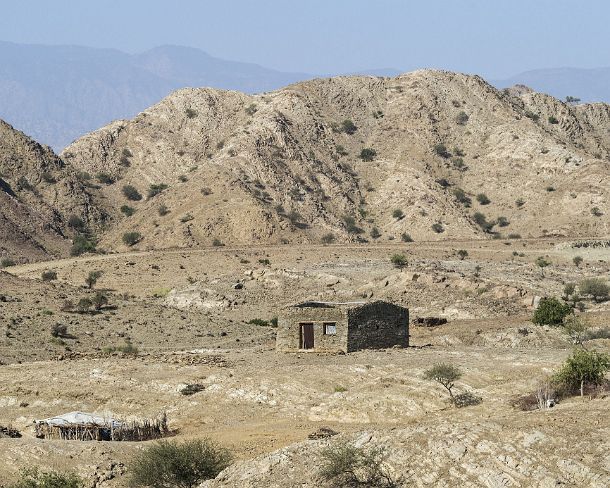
[0,120,105,262]
[61,70,610,252]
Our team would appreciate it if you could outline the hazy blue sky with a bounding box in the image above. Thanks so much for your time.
[1,0,607,78]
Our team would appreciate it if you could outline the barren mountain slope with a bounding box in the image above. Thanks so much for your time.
[0,120,105,262]
[62,71,610,251]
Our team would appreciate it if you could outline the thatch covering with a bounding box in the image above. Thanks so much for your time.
[34,411,168,441]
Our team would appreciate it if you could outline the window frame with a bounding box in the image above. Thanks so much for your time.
[323,322,337,335]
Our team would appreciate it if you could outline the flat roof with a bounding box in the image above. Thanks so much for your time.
[292,300,367,308]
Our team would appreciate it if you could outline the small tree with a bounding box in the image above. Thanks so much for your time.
[553,348,610,397]
[85,270,103,289]
[70,235,96,256]
[532,297,572,326]
[579,277,610,302]
[573,255,583,268]
[390,253,408,270]
[423,363,462,401]
[433,143,450,158]
[401,232,413,243]
[370,227,381,239]
[457,249,468,260]
[77,298,93,312]
[129,439,232,488]
[8,467,83,488]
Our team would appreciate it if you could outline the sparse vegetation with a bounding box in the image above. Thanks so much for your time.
[573,255,583,267]
[158,204,170,216]
[245,103,258,115]
[591,206,603,217]
[70,235,96,256]
[548,115,559,124]
[185,108,198,119]
[457,249,468,260]
[96,172,114,184]
[130,439,232,488]
[212,238,224,247]
[180,213,194,223]
[343,215,363,234]
[453,188,471,207]
[370,227,381,239]
[392,209,405,220]
[473,212,494,233]
[535,256,551,277]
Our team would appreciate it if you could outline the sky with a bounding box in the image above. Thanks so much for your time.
[1,0,608,78]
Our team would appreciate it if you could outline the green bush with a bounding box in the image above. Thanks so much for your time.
[573,256,583,267]
[473,212,494,233]
[496,216,509,227]
[41,172,57,184]
[158,205,170,216]
[343,215,363,234]
[392,209,405,220]
[130,439,232,488]
[122,185,142,201]
[359,148,377,162]
[245,103,258,115]
[185,108,198,119]
[431,222,444,233]
[212,239,224,247]
[370,227,381,239]
[553,348,610,396]
[85,270,103,289]
[548,115,559,124]
[8,467,83,488]
[390,253,408,269]
[457,249,468,260]
[122,232,142,246]
[453,188,472,207]
[532,297,572,326]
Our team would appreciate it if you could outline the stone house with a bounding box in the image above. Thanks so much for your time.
[276,300,409,353]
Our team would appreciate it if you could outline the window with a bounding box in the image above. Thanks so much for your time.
[323,322,337,335]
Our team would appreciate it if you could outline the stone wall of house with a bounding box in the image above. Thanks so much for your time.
[346,301,409,352]
[276,306,348,352]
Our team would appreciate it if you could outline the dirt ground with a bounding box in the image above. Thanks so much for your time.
[1,239,609,486]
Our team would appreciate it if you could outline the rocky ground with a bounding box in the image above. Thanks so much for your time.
[0,239,609,486]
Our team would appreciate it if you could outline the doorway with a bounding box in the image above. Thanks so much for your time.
[299,323,314,349]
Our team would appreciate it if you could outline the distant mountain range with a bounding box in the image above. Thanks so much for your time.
[1,39,610,150]
[492,67,610,104]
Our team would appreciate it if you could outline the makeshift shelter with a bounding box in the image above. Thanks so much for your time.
[34,411,168,441]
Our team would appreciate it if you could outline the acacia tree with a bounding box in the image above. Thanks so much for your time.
[85,270,103,289]
[423,363,462,401]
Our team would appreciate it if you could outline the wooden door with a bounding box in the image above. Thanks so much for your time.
[300,323,314,349]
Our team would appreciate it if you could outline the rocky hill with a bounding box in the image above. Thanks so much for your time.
[0,120,105,262]
[61,70,610,252]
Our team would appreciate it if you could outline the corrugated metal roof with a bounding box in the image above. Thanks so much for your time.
[35,411,121,428]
